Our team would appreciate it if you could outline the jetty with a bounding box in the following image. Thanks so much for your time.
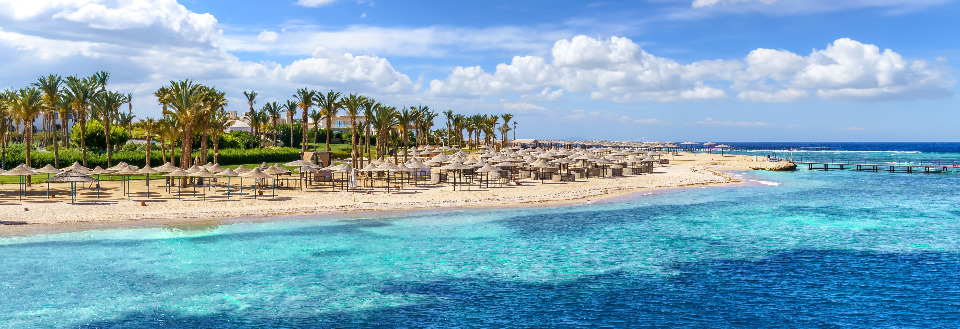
[797,161,960,173]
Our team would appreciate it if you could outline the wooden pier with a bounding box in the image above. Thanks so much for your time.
[798,162,959,173]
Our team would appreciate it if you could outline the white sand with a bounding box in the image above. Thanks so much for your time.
[0,153,789,235]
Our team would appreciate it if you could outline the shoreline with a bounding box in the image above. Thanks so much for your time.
[0,153,784,237]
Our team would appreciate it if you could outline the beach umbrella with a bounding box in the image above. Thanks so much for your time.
[35,164,62,199]
[285,159,314,190]
[46,169,98,204]
[263,165,291,197]
[137,166,160,199]
[439,161,471,191]
[531,160,556,184]
[114,165,139,200]
[88,166,111,199]
[165,168,190,200]
[3,165,38,200]
[234,165,251,174]
[205,163,224,173]
[716,144,732,156]
[216,168,239,199]
[188,168,217,200]
[240,168,272,199]
[186,165,201,174]
[106,162,129,172]
[474,162,498,188]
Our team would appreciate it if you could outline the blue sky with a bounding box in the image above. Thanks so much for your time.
[0,0,958,141]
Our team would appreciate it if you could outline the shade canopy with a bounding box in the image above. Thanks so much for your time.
[46,169,98,183]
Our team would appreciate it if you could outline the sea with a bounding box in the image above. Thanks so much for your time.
[2,142,960,328]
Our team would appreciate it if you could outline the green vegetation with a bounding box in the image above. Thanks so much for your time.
[0,71,518,173]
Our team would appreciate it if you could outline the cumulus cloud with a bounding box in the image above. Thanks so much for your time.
[691,117,773,127]
[257,30,278,43]
[296,0,337,8]
[692,0,777,9]
[0,0,417,118]
[429,35,953,103]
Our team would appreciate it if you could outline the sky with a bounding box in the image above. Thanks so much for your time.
[0,0,958,142]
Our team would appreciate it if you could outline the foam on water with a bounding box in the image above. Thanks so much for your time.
[2,153,960,327]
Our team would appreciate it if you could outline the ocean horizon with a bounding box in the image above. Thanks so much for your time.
[2,142,960,327]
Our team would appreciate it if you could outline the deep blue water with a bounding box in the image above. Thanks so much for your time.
[3,145,960,327]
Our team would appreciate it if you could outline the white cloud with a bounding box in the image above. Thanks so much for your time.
[842,126,865,131]
[296,0,337,8]
[692,0,777,9]
[222,25,567,58]
[687,0,950,14]
[737,89,809,103]
[691,117,772,127]
[257,30,278,43]
[430,35,953,103]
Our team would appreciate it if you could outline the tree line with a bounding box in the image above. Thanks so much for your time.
[0,72,517,170]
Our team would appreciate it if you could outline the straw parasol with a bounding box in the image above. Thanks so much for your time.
[188,168,218,200]
[240,168,272,199]
[114,165,139,200]
[137,166,160,199]
[35,164,61,199]
[3,165,38,200]
[88,166,111,199]
[165,168,190,200]
[216,168,239,199]
[263,165,291,197]
[46,169,98,204]
[65,162,91,174]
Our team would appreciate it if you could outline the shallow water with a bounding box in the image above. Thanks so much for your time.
[2,155,960,327]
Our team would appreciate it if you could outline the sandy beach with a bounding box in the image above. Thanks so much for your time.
[0,153,792,236]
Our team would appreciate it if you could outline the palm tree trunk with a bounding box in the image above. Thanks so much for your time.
[200,124,209,165]
[105,119,112,167]
[80,113,87,166]
[145,135,151,167]
[180,127,192,169]
[325,117,332,152]
[212,134,219,164]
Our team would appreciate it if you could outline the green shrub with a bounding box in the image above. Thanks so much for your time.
[69,119,130,150]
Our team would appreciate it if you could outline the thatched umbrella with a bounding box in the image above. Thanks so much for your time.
[188,168,217,200]
[474,162,498,188]
[137,166,160,199]
[439,161,471,191]
[165,168,190,200]
[531,159,556,184]
[88,166,111,199]
[285,159,314,190]
[240,168,272,199]
[3,165,38,200]
[216,168,239,199]
[65,162,91,174]
[46,169,98,204]
[716,144,731,156]
[263,165,291,197]
[114,165,139,200]
[35,164,62,199]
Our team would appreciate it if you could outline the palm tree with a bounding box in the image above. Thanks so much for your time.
[293,88,317,153]
[94,91,125,167]
[418,109,438,146]
[309,109,322,152]
[264,101,281,145]
[7,88,43,168]
[396,107,413,161]
[243,90,258,148]
[284,100,297,148]
[157,117,175,165]
[33,74,62,166]
[371,105,397,159]
[207,108,234,164]
[142,118,156,166]
[442,110,454,146]
[0,92,11,169]
[199,89,226,164]
[313,90,342,152]
[500,113,513,148]
[63,76,99,166]
[342,93,363,166]
[158,80,206,169]
[361,97,378,168]
[452,114,465,147]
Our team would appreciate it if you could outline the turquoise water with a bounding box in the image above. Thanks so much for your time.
[3,159,960,327]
